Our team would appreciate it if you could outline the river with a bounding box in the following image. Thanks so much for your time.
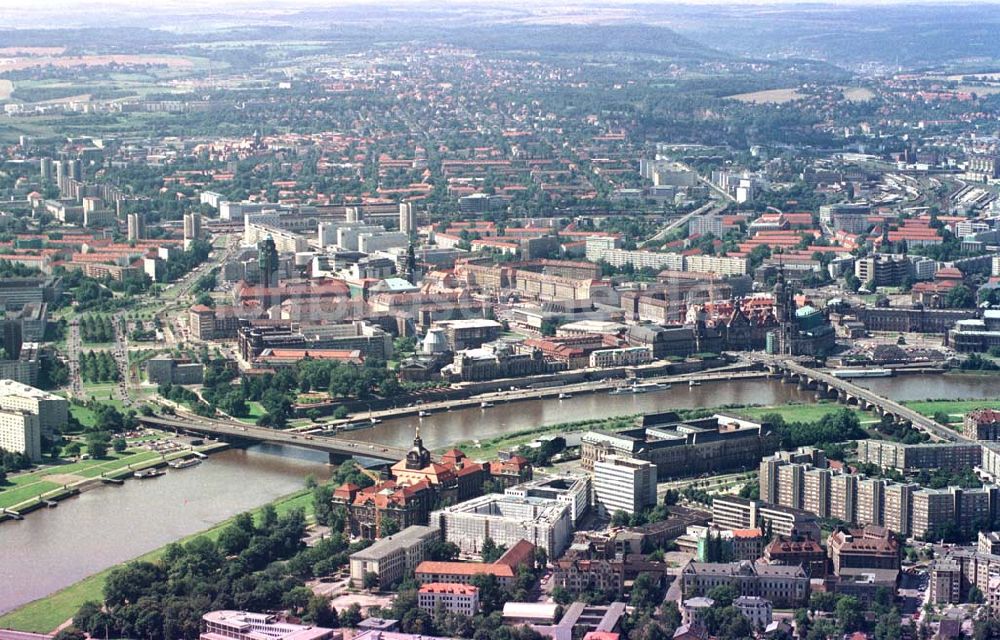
[1,373,998,615]
[350,373,1000,450]
[0,446,331,615]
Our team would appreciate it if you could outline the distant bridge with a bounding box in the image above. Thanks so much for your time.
[756,357,966,443]
[136,414,409,464]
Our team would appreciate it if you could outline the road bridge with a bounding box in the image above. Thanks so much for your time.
[755,357,965,443]
[136,414,409,464]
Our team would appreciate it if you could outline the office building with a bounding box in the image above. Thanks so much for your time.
[145,357,205,385]
[13,303,47,343]
[592,455,657,516]
[417,583,479,615]
[432,318,503,351]
[0,379,68,439]
[348,525,440,589]
[430,493,573,558]
[819,203,872,234]
[258,236,279,288]
[199,611,337,640]
[0,408,41,462]
[855,255,910,288]
[505,475,590,526]
[583,413,776,479]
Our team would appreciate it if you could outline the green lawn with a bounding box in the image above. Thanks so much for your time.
[236,401,266,424]
[0,481,61,508]
[741,402,865,424]
[903,399,1000,420]
[0,450,164,510]
[69,404,97,428]
[448,414,639,462]
[0,489,313,633]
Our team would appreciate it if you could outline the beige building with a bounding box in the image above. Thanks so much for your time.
[0,408,41,461]
[0,379,68,438]
[348,525,439,589]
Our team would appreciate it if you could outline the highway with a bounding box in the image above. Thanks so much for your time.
[639,200,729,248]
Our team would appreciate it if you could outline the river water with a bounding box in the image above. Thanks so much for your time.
[1,373,998,616]
[0,446,331,616]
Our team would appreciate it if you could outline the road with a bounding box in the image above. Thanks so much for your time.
[111,312,132,407]
[157,232,240,347]
[0,631,52,640]
[65,319,83,400]
[639,200,729,248]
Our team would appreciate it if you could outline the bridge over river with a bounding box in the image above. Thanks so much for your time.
[754,356,965,443]
[136,414,410,463]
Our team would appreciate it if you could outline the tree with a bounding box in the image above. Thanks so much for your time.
[340,603,363,627]
[363,571,380,590]
[808,591,838,613]
[85,431,110,459]
[53,628,87,640]
[112,437,127,454]
[427,539,460,561]
[630,572,662,612]
[706,583,738,608]
[835,596,864,634]
[481,536,506,562]
[794,608,810,639]
[312,484,335,527]
[946,284,976,309]
[306,595,339,628]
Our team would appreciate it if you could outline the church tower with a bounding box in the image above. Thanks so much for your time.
[405,426,431,470]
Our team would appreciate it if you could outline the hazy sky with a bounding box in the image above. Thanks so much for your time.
[1,0,998,7]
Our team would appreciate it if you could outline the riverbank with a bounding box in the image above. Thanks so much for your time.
[0,488,314,633]
[0,441,228,522]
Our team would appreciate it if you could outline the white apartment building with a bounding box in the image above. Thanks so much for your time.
[592,455,658,516]
[0,408,41,461]
[417,583,480,615]
[0,379,68,438]
[684,254,748,276]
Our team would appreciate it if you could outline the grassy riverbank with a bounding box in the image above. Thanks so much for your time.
[0,489,314,633]
[443,414,640,460]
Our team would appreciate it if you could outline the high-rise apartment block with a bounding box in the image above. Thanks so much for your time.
[760,453,1000,540]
